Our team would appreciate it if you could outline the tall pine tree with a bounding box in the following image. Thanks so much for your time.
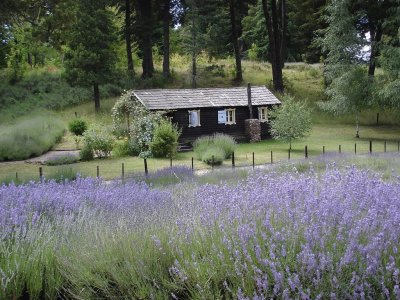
[65,0,117,113]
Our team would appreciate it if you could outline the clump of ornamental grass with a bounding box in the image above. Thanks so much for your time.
[193,133,237,165]
[0,115,65,161]
[2,166,400,299]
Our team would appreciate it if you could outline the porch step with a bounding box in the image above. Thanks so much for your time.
[178,143,193,152]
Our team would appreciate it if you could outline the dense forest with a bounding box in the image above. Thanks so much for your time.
[0,0,399,115]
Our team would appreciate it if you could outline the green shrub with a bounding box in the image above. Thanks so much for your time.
[212,133,237,158]
[150,119,181,158]
[82,126,115,159]
[201,147,224,165]
[80,145,94,161]
[193,136,213,159]
[68,119,87,136]
[45,167,79,183]
[193,133,236,160]
[46,155,79,166]
[0,114,65,161]
[112,140,132,157]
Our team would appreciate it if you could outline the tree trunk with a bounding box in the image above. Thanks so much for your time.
[262,0,284,93]
[162,0,170,77]
[228,0,242,82]
[136,0,154,78]
[279,0,287,69]
[93,82,100,113]
[368,22,382,77]
[191,16,197,88]
[125,0,134,77]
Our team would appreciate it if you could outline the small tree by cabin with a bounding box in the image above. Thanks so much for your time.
[269,96,312,149]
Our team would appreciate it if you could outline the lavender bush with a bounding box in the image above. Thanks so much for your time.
[1,166,400,299]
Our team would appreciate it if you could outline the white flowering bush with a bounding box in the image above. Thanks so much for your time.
[82,125,115,158]
[112,90,164,158]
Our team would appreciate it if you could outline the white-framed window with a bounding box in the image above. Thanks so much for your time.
[188,110,201,127]
[225,109,236,125]
[258,107,268,122]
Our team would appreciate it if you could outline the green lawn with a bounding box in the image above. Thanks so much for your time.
[1,123,399,183]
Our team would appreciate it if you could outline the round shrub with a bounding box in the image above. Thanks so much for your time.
[193,135,213,159]
[68,119,87,136]
[212,133,237,158]
[82,126,115,159]
[201,147,224,165]
[150,119,181,158]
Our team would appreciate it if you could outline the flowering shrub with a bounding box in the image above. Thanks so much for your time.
[112,91,164,158]
[1,166,400,298]
[82,125,115,158]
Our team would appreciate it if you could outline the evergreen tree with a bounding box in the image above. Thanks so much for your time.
[319,0,369,137]
[64,0,117,113]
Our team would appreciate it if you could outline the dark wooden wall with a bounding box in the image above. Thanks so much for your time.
[165,105,272,143]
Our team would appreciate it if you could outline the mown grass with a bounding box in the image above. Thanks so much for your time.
[1,123,399,184]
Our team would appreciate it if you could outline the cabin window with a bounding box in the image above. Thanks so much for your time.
[258,107,268,122]
[188,110,201,127]
[225,109,236,125]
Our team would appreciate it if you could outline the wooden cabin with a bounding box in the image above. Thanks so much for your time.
[132,85,281,143]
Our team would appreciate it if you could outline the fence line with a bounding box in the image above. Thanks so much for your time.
[3,140,400,183]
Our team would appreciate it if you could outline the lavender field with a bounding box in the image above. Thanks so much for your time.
[1,165,400,299]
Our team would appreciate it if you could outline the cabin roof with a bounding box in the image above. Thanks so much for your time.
[132,86,281,110]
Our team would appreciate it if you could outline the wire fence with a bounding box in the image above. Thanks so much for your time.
[7,139,400,184]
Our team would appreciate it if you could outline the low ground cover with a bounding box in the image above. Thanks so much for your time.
[1,164,400,298]
[0,114,65,161]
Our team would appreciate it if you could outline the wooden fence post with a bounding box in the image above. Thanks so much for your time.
[96,166,99,178]
[305,145,308,159]
[288,148,291,160]
[121,163,125,181]
[39,167,43,183]
[144,159,148,176]
[339,145,341,154]
[370,140,372,153]
[232,152,235,169]
[15,172,18,181]
[270,151,273,164]
[191,157,194,172]
[398,141,400,152]
[323,146,325,155]
[212,155,215,171]
[252,152,255,169]
[354,143,357,155]
[170,157,172,168]
[384,141,387,153]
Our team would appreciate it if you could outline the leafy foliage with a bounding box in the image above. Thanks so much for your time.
[269,96,312,147]
[68,119,87,136]
[82,125,115,159]
[112,91,164,158]
[150,119,181,158]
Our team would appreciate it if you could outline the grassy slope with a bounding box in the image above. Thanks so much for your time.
[0,58,399,183]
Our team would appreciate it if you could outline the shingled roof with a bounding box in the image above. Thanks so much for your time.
[132,86,281,110]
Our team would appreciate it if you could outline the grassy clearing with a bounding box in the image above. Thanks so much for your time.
[1,123,399,184]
